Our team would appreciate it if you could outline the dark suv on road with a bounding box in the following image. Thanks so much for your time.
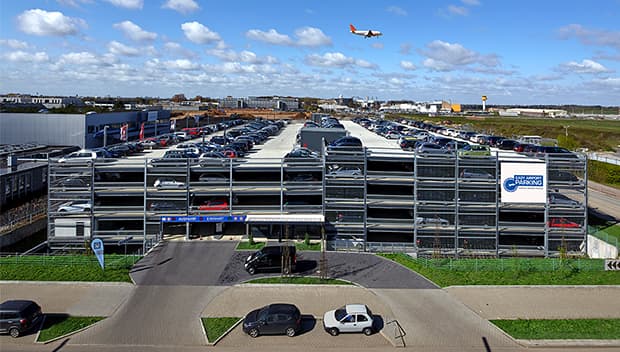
[244,245,296,275]
[0,300,43,338]
[242,303,302,338]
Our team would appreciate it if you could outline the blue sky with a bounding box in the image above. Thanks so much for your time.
[1,0,619,104]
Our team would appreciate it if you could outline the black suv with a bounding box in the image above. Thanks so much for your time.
[244,245,296,275]
[0,300,43,338]
[242,303,302,337]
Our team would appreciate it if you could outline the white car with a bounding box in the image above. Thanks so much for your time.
[58,150,105,163]
[323,304,375,336]
[154,178,186,189]
[58,201,92,213]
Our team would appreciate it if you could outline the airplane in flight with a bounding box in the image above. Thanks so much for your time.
[349,24,382,38]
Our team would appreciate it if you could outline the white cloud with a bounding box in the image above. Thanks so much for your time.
[162,0,199,14]
[559,24,620,51]
[372,42,384,49]
[56,0,93,7]
[181,21,221,44]
[113,21,157,41]
[246,27,332,47]
[461,0,480,5]
[104,0,143,9]
[0,39,29,49]
[3,50,49,63]
[386,5,407,16]
[305,52,376,69]
[108,41,140,56]
[400,60,417,70]
[560,59,612,74]
[447,5,469,16]
[400,43,412,55]
[419,40,499,71]
[207,48,278,65]
[17,9,86,36]
[165,59,199,70]
[295,27,332,47]
[246,29,294,46]
[56,51,116,66]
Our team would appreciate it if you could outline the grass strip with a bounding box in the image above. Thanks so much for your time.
[379,253,620,287]
[0,255,141,282]
[246,276,352,285]
[202,317,240,343]
[491,319,620,340]
[235,241,265,250]
[295,242,322,251]
[37,315,104,342]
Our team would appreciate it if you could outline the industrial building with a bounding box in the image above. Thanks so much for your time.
[46,120,587,257]
[219,96,299,110]
[0,109,171,149]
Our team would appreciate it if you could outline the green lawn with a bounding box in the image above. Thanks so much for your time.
[202,317,240,343]
[380,253,620,287]
[37,315,104,342]
[0,255,141,282]
[246,276,353,285]
[295,242,322,251]
[235,241,265,250]
[491,319,620,340]
[593,224,620,245]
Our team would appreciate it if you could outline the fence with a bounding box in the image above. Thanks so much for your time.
[0,253,142,269]
[410,257,604,272]
[588,153,620,166]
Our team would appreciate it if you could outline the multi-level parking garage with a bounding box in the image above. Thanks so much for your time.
[47,118,587,257]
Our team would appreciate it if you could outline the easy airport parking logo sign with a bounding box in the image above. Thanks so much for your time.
[501,162,547,203]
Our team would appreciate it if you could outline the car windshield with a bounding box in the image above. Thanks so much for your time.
[334,308,347,321]
[258,307,269,321]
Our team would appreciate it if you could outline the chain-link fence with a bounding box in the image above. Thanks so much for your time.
[0,253,141,269]
[410,257,605,272]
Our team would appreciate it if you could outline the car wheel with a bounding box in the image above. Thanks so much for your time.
[247,267,256,275]
[285,327,296,337]
[328,327,339,336]
[248,328,259,338]
[363,327,373,336]
[9,327,20,338]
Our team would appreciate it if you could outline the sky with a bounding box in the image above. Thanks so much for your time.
[1,0,619,105]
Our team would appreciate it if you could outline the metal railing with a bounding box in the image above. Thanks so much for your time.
[386,319,407,347]
[0,202,47,234]
[588,152,620,166]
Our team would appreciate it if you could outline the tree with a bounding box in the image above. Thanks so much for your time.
[172,93,187,103]
[193,95,203,102]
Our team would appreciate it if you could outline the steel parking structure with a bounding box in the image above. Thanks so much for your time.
[46,149,587,257]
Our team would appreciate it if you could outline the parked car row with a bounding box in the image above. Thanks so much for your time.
[242,303,377,338]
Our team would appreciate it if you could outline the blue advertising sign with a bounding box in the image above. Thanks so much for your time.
[160,215,247,223]
[91,238,105,270]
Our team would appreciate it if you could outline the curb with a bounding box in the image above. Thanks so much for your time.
[203,318,243,346]
[0,281,134,286]
[36,317,105,344]
[444,285,620,289]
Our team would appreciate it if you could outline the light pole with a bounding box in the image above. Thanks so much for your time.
[563,125,570,137]
[103,125,109,147]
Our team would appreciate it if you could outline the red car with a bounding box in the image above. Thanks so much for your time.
[547,217,580,228]
[198,199,229,211]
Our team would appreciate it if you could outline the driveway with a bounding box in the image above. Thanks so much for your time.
[219,249,438,289]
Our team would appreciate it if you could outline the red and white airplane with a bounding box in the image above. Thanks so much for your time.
[349,24,382,38]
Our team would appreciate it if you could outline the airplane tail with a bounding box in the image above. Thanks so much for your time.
[349,24,356,32]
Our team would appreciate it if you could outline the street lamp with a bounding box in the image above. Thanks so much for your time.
[563,125,570,137]
[103,125,109,147]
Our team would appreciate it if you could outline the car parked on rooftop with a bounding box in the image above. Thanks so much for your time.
[242,303,302,338]
[323,304,375,336]
[458,144,491,157]
[0,300,43,338]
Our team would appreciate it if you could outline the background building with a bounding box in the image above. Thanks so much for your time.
[0,109,171,149]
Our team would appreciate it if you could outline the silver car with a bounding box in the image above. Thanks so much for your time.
[323,304,375,336]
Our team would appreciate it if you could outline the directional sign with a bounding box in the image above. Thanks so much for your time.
[605,260,620,271]
[160,215,247,223]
